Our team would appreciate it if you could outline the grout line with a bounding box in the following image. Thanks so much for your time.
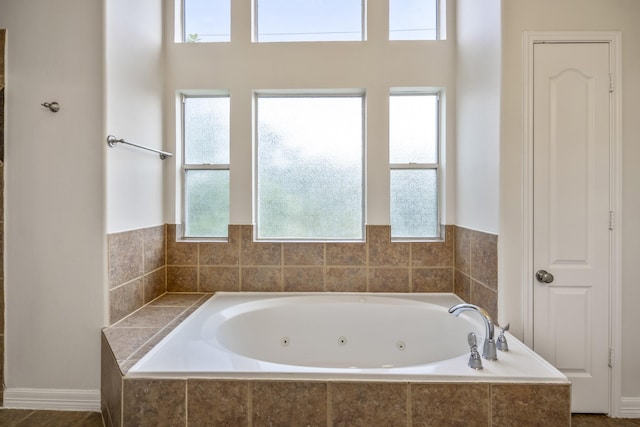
[406,383,412,427]
[489,383,493,425]
[119,369,124,427]
[280,239,284,292]
[141,229,147,304]
[323,244,327,292]
[184,381,189,427]
[365,225,370,292]
[326,382,332,427]
[196,241,201,293]
[164,224,168,295]
[409,240,414,293]
[247,381,253,426]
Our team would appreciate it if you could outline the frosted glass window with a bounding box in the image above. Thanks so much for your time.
[183,95,230,238]
[256,96,364,240]
[184,0,230,42]
[390,94,437,163]
[389,0,438,40]
[185,170,230,237]
[256,0,363,42]
[184,97,230,164]
[391,169,438,238]
[390,93,440,239]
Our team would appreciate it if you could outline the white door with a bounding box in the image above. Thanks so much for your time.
[533,42,611,413]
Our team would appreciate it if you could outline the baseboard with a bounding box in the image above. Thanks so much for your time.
[3,388,101,412]
[619,397,640,418]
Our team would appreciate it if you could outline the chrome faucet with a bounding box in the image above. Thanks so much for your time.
[448,303,497,360]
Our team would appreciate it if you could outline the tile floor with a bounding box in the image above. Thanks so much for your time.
[0,409,104,426]
[572,414,640,426]
[0,409,638,426]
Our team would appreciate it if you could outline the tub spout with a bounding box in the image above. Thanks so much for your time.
[448,303,497,360]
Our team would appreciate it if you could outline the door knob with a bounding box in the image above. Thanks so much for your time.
[535,270,554,284]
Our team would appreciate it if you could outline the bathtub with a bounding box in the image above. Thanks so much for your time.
[128,292,567,383]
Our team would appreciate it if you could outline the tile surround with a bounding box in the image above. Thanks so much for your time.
[102,316,571,426]
[123,378,186,426]
[187,380,250,427]
[107,223,499,326]
[108,229,144,289]
[492,384,572,426]
[411,383,490,426]
[108,225,166,324]
[253,381,328,426]
[332,382,408,427]
[101,249,561,427]
[105,293,210,370]
[454,226,499,321]
[102,224,506,425]
[164,224,460,294]
[103,322,571,427]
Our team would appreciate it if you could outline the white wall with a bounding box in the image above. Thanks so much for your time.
[500,0,640,407]
[105,0,165,233]
[455,0,501,234]
[0,0,105,407]
[163,0,458,228]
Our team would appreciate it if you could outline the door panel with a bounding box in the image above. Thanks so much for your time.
[533,42,610,413]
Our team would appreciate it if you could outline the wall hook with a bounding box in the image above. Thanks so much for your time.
[41,101,60,113]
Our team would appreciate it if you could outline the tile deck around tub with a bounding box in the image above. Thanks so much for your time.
[103,292,212,373]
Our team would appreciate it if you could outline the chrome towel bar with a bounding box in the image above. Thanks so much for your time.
[107,135,173,160]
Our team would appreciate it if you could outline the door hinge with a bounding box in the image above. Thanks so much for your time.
[609,348,614,368]
[609,74,615,93]
[609,211,615,230]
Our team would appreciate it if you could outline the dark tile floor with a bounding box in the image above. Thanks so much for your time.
[0,409,104,426]
[572,414,640,426]
[0,409,638,426]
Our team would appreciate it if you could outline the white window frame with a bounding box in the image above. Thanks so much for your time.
[253,91,366,241]
[180,0,231,43]
[253,0,366,43]
[181,94,230,240]
[389,91,442,240]
[171,0,454,241]
[177,0,443,43]
[389,0,440,41]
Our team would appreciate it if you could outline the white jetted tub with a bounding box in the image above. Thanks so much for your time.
[128,292,567,383]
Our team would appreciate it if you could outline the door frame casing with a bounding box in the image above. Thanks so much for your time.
[521,31,622,416]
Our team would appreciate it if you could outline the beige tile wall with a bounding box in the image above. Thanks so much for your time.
[454,226,499,321]
[118,379,569,426]
[101,335,571,427]
[107,225,166,324]
[107,224,499,326]
[165,224,455,294]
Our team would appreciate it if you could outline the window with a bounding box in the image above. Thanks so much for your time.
[256,95,364,240]
[183,0,230,42]
[389,0,438,40]
[255,0,364,42]
[182,96,230,238]
[389,93,440,238]
[182,0,439,42]
[177,0,447,242]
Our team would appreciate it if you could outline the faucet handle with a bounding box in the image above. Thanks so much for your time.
[497,323,510,352]
[467,332,483,370]
[467,331,478,348]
